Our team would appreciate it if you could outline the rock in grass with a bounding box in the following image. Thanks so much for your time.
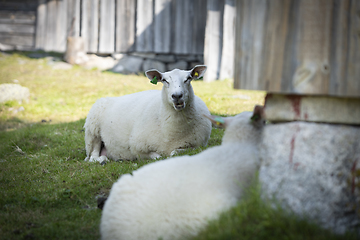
[0,83,30,104]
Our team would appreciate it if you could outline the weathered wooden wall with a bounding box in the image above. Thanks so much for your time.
[0,0,38,50]
[234,0,360,97]
[0,0,234,81]
[33,0,208,55]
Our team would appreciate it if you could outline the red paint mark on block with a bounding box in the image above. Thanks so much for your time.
[304,113,308,120]
[351,160,358,194]
[293,162,300,170]
[287,95,302,119]
[289,136,296,165]
[289,125,300,166]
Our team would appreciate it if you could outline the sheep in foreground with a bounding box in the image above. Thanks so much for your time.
[100,106,265,240]
[84,65,212,162]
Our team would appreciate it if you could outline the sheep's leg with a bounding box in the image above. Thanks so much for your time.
[86,136,107,163]
[99,143,109,164]
[149,152,162,159]
[170,149,188,157]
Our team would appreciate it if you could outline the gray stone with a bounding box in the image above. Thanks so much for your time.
[130,52,156,60]
[142,59,166,72]
[177,54,199,62]
[27,52,50,59]
[259,122,360,234]
[0,42,15,51]
[189,62,204,69]
[167,60,188,71]
[51,61,73,70]
[82,54,116,71]
[0,84,30,103]
[111,55,143,74]
[155,54,176,63]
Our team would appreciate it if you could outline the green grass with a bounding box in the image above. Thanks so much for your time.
[193,182,357,240]
[0,52,356,239]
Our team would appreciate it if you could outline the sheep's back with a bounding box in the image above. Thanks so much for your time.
[101,143,259,240]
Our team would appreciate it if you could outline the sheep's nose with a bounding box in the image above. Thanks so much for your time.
[172,93,183,101]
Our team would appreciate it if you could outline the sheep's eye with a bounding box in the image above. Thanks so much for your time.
[185,76,192,83]
[163,79,169,84]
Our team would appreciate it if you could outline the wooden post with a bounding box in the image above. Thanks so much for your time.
[219,0,235,80]
[191,0,207,55]
[154,0,172,53]
[35,0,47,50]
[116,0,136,52]
[173,0,194,54]
[99,0,115,53]
[136,0,154,52]
[204,0,225,82]
[82,0,100,53]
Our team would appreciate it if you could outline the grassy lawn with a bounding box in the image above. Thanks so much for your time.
[0,52,356,239]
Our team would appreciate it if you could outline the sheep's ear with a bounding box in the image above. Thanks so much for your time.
[250,105,265,128]
[145,69,163,84]
[190,65,207,79]
[203,114,233,129]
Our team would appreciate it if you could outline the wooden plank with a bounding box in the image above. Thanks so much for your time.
[154,0,171,53]
[203,0,224,82]
[67,0,80,37]
[82,0,99,52]
[344,0,360,96]
[99,0,115,53]
[219,0,235,80]
[35,0,46,50]
[278,0,301,93]
[261,0,291,92]
[173,0,193,54]
[329,0,349,96]
[0,1,38,11]
[55,0,68,52]
[0,10,36,24]
[44,0,57,51]
[191,0,207,55]
[0,34,34,47]
[0,23,35,34]
[264,93,360,125]
[116,0,136,52]
[136,0,154,52]
[292,0,332,94]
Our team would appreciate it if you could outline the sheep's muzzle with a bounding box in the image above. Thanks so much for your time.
[173,101,185,111]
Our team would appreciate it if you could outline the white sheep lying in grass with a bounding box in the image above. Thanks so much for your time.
[84,65,212,162]
[100,106,265,240]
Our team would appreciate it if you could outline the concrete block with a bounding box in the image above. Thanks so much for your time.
[82,54,116,71]
[142,59,166,72]
[259,121,360,234]
[111,55,143,74]
[130,52,156,60]
[154,54,176,63]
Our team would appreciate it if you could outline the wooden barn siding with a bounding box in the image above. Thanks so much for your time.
[1,0,234,82]
[32,0,208,55]
[0,0,38,49]
[234,0,360,97]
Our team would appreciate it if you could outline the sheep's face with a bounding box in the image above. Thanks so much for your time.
[145,65,207,111]
[205,105,265,144]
